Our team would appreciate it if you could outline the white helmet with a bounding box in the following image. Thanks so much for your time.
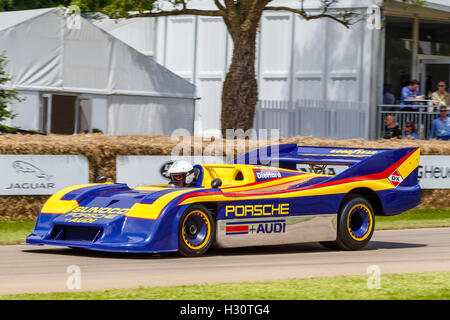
[168,160,195,187]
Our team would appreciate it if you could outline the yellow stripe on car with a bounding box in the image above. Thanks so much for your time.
[41,184,97,214]
[397,148,420,179]
[126,189,194,220]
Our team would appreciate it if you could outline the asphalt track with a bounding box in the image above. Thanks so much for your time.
[1,228,449,295]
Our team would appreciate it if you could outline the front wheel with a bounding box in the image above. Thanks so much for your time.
[178,205,215,257]
[320,195,375,250]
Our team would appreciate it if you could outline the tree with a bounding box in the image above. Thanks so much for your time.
[0,51,23,133]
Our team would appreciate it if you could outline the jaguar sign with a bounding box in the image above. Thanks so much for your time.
[0,155,89,195]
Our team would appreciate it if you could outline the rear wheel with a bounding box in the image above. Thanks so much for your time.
[320,195,375,250]
[178,205,215,257]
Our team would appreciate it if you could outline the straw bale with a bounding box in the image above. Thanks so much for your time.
[0,134,448,220]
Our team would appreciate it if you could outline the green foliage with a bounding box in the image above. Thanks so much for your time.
[0,0,71,11]
[69,0,428,18]
[69,0,188,17]
[0,51,23,133]
[70,0,112,12]
[0,0,14,11]
[402,0,427,6]
[0,0,428,14]
[92,127,104,134]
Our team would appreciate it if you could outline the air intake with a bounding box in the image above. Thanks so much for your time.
[51,226,102,243]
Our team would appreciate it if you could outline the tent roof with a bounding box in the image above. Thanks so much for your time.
[0,7,195,99]
[0,8,54,31]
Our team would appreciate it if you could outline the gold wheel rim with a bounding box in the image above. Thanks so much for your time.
[182,210,211,250]
[347,204,373,241]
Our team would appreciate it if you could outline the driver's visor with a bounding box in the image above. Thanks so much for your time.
[171,173,184,181]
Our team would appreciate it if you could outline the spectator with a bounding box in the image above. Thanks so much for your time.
[383,84,396,105]
[431,81,450,106]
[400,80,424,106]
[383,114,401,139]
[403,122,419,140]
[429,106,450,141]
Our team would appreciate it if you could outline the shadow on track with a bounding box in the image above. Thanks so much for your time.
[207,240,426,257]
[21,240,426,259]
[22,247,179,260]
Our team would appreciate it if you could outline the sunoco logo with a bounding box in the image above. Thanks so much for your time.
[6,161,55,190]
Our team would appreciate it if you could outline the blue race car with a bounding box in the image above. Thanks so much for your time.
[27,144,421,256]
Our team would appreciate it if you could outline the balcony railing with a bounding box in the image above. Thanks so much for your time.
[376,104,442,140]
[255,99,368,139]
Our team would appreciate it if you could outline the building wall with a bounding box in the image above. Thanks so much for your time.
[150,12,377,138]
[90,94,108,133]
[107,95,195,135]
[10,91,40,130]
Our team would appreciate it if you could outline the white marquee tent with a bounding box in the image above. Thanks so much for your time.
[0,7,196,135]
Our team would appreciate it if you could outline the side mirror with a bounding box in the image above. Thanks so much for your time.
[95,174,108,183]
[211,178,222,188]
[160,161,174,180]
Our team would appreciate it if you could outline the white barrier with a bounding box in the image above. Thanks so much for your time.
[0,155,89,195]
[1,154,446,195]
[116,156,225,188]
[418,156,450,189]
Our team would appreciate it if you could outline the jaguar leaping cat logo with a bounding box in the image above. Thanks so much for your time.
[12,161,53,181]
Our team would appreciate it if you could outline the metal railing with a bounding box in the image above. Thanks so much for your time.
[376,105,442,140]
[254,99,368,139]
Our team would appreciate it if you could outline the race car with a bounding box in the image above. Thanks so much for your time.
[26,144,421,256]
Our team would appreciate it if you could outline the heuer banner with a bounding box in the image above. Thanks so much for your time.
[298,155,450,189]
[117,156,225,188]
[0,155,89,195]
[417,155,450,189]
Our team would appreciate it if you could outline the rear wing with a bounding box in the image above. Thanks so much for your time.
[232,144,389,169]
[232,144,420,184]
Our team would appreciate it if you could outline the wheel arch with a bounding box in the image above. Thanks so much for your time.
[341,188,384,216]
[193,202,218,217]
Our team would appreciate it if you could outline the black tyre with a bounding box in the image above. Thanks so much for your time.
[178,205,215,257]
[320,195,375,250]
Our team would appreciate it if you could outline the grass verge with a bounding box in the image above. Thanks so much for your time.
[0,220,35,245]
[0,209,449,245]
[375,208,450,230]
[2,271,450,300]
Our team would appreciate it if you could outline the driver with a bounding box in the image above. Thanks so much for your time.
[167,160,196,188]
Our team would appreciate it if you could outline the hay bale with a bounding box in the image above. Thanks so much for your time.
[0,134,448,220]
